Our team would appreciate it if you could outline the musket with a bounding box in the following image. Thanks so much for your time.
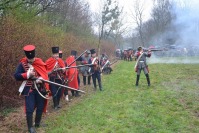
[53,64,95,71]
[67,50,88,67]
[101,59,118,71]
[144,48,165,52]
[110,60,118,66]
[35,78,85,93]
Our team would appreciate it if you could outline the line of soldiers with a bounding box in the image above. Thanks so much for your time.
[14,44,102,133]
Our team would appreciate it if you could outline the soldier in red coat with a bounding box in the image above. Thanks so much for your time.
[134,46,151,86]
[14,45,49,133]
[59,50,70,101]
[46,47,65,110]
[65,50,79,97]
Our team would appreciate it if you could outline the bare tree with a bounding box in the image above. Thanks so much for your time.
[151,0,173,33]
[110,14,127,49]
[131,0,145,46]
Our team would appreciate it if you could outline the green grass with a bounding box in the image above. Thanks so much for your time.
[45,61,199,133]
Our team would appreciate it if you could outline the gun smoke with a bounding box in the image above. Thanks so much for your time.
[150,0,199,64]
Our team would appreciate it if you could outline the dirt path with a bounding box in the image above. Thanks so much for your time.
[0,84,96,133]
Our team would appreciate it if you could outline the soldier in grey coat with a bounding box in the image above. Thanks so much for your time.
[134,46,151,86]
[80,50,91,85]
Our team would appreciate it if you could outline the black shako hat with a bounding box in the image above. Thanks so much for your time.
[52,47,59,54]
[90,49,96,54]
[59,50,62,58]
[23,45,35,59]
[71,50,77,56]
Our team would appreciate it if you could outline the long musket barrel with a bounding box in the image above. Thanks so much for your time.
[67,50,88,67]
[38,78,86,93]
[110,60,118,65]
[150,49,164,51]
[144,49,164,52]
[101,59,118,71]
[54,64,95,71]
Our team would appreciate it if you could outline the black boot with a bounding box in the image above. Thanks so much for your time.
[71,90,75,97]
[83,76,86,85]
[88,76,91,85]
[99,81,103,91]
[57,97,61,108]
[136,75,140,86]
[29,127,37,133]
[145,74,150,86]
[27,115,36,133]
[35,113,42,128]
[75,91,81,97]
[53,97,58,110]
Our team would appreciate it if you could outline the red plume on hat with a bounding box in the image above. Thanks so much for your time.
[23,44,35,59]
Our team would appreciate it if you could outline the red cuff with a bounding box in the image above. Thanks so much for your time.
[148,53,151,57]
[21,73,28,79]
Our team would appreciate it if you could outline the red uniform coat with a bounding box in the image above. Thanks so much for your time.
[20,57,49,113]
[65,56,78,90]
[45,57,65,73]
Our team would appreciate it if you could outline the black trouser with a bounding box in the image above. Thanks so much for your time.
[92,71,102,90]
[49,78,62,108]
[83,75,91,85]
[78,74,80,86]
[64,88,68,95]
[25,89,45,130]
[136,74,150,86]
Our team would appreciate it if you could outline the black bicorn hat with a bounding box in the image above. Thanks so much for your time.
[90,49,96,54]
[52,46,59,54]
[71,50,77,56]
[59,50,62,58]
[137,46,143,51]
[23,45,35,59]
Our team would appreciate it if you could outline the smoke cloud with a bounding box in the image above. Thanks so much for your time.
[149,0,199,64]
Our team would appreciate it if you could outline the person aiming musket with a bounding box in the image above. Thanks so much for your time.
[134,46,152,87]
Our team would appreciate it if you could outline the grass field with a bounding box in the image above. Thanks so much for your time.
[45,61,199,133]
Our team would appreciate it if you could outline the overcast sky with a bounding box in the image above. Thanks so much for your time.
[87,0,154,35]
